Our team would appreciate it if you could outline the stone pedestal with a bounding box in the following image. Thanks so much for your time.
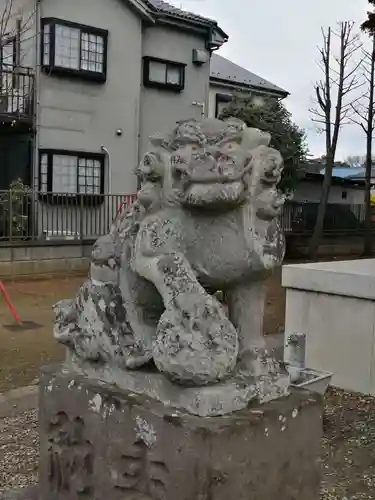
[39,364,322,500]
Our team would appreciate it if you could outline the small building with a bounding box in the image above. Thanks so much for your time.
[321,166,375,183]
[293,172,366,205]
[208,53,289,118]
[283,172,366,235]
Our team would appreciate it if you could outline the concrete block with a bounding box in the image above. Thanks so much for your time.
[39,364,323,500]
[67,257,90,271]
[12,259,38,275]
[0,247,12,262]
[13,246,34,261]
[0,261,13,276]
[283,259,375,394]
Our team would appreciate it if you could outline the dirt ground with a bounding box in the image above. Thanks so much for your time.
[0,276,83,393]
[0,271,285,393]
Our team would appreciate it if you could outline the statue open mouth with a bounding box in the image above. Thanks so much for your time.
[178,156,252,185]
[183,180,245,207]
[177,157,252,207]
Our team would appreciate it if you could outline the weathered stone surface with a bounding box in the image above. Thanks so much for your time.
[65,355,288,417]
[54,281,149,370]
[53,117,286,394]
[39,365,322,500]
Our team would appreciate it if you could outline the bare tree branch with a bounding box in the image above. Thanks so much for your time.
[0,0,38,99]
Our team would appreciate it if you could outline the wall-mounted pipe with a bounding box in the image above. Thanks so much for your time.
[192,101,205,118]
[100,145,112,194]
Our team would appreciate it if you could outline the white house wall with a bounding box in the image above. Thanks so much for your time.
[139,25,210,158]
[37,0,143,195]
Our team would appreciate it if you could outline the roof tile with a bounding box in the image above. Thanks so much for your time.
[146,0,215,24]
[210,53,288,95]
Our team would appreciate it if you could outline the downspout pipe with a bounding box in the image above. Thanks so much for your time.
[100,145,112,194]
[34,0,42,190]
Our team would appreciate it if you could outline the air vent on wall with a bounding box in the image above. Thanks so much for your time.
[192,49,208,65]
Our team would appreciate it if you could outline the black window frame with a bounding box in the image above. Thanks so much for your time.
[215,93,232,118]
[41,18,108,83]
[38,149,105,205]
[143,56,186,92]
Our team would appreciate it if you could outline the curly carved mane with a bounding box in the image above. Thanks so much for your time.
[111,118,284,251]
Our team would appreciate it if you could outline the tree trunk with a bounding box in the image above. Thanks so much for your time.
[363,33,375,257]
[308,154,333,260]
[364,139,373,256]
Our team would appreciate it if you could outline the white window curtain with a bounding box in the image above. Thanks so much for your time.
[40,153,102,194]
[149,61,167,83]
[54,25,80,69]
[52,155,77,193]
[52,25,104,73]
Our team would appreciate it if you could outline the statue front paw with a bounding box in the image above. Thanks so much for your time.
[53,299,77,346]
[152,292,238,386]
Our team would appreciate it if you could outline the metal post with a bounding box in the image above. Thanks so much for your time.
[285,332,306,382]
[79,194,84,258]
[8,190,15,266]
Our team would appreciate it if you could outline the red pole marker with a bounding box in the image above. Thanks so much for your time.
[0,280,22,324]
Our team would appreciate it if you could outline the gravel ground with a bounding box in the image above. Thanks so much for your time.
[321,389,375,500]
[2,389,375,498]
[0,409,38,494]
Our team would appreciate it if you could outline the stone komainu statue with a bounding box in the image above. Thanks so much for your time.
[54,118,286,387]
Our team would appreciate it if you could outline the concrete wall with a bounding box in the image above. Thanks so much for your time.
[37,0,142,195]
[139,25,210,157]
[282,259,375,395]
[293,182,365,205]
[0,242,91,278]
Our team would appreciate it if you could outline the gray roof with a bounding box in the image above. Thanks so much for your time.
[210,53,288,96]
[146,0,217,25]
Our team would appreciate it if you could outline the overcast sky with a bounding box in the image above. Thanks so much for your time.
[171,0,371,160]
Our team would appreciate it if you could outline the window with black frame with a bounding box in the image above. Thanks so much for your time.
[39,150,105,198]
[143,56,185,91]
[215,93,232,118]
[42,18,108,82]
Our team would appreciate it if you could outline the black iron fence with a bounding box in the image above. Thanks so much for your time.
[0,190,136,243]
[0,190,369,245]
[280,201,367,235]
